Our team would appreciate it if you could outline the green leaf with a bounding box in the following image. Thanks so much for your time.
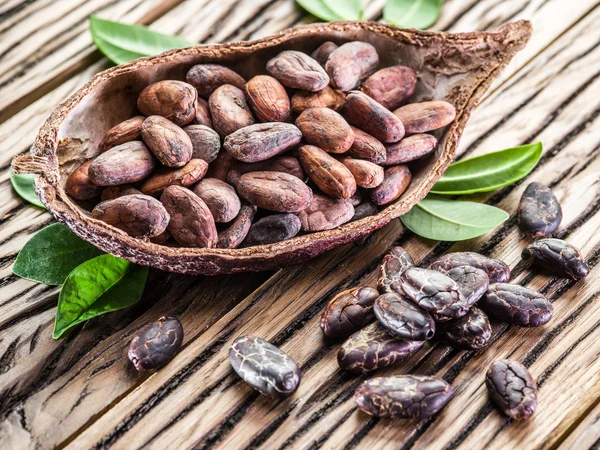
[383,0,444,29]
[296,0,344,21]
[400,197,509,241]
[431,142,543,195]
[53,255,149,339]
[13,223,105,285]
[89,15,194,65]
[10,170,45,209]
[323,0,364,20]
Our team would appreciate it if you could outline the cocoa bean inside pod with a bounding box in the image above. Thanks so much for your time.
[185,63,246,99]
[217,204,257,249]
[99,116,145,152]
[374,292,435,341]
[141,116,193,168]
[479,283,553,327]
[311,41,338,66]
[320,286,379,339]
[377,246,414,294]
[430,252,511,284]
[245,75,291,123]
[65,160,102,200]
[438,306,492,350]
[224,122,302,163]
[241,213,302,247]
[298,145,357,199]
[291,86,346,114]
[137,80,197,126]
[194,97,213,128]
[347,126,387,164]
[370,165,411,206]
[522,238,589,280]
[361,65,417,111]
[344,91,405,143]
[140,159,208,196]
[486,359,537,420]
[337,156,384,189]
[297,194,354,232]
[393,100,456,135]
[350,202,379,222]
[88,141,156,187]
[384,134,438,166]
[183,124,221,163]
[517,182,562,238]
[295,107,354,154]
[206,150,237,182]
[128,316,184,372]
[236,171,313,213]
[208,84,256,137]
[266,50,329,92]
[193,178,241,223]
[325,41,379,92]
[101,185,142,202]
[91,194,170,238]
[227,156,305,186]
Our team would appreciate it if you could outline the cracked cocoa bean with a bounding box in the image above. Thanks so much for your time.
[137,80,197,126]
[245,75,291,123]
[241,213,301,247]
[291,86,346,114]
[298,145,357,199]
[99,116,145,152]
[183,124,221,163]
[479,283,553,327]
[217,204,257,249]
[88,141,156,186]
[344,91,405,143]
[193,178,241,223]
[431,252,511,284]
[486,359,537,420]
[361,65,417,111]
[441,265,489,309]
[296,107,354,154]
[320,286,380,339]
[347,126,387,164]
[227,156,305,186]
[186,64,246,98]
[266,50,329,92]
[297,194,354,231]
[518,182,562,238]
[208,84,255,137]
[140,159,208,196]
[438,306,491,350]
[393,100,456,134]
[522,238,589,280]
[377,246,414,294]
[224,122,302,163]
[311,41,338,66]
[384,134,438,165]
[128,316,183,372]
[374,292,435,341]
[66,160,102,200]
[141,116,193,168]
[370,165,411,206]
[325,41,379,92]
[338,156,384,188]
[194,97,213,128]
[236,171,312,213]
[101,185,142,202]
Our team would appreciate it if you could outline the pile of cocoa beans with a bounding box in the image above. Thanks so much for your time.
[66,40,456,248]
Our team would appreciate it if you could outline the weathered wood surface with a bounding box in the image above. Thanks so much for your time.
[0,0,599,449]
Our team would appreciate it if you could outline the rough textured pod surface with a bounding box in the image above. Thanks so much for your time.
[209,84,255,137]
[370,165,411,206]
[245,75,291,123]
[266,50,329,91]
[295,108,354,154]
[128,316,183,372]
[384,134,438,165]
[344,91,405,143]
[183,125,221,163]
[361,65,417,110]
[88,141,156,186]
[65,160,102,200]
[431,252,511,283]
[518,182,562,238]
[479,283,553,326]
[99,116,145,152]
[236,171,312,212]
[374,292,435,341]
[224,122,302,163]
[141,116,193,168]
[298,145,356,199]
[242,213,301,247]
[522,238,588,280]
[320,286,380,339]
[186,64,246,98]
[297,194,354,231]
[137,80,196,126]
[486,359,537,420]
[394,101,456,134]
[377,246,414,294]
[326,41,379,92]
[438,306,492,350]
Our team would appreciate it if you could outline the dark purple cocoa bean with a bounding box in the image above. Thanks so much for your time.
[128,316,183,372]
[486,359,537,420]
[194,97,213,128]
[137,80,196,126]
[140,159,208,196]
[186,64,246,98]
[347,126,387,164]
[344,91,405,143]
[374,292,435,341]
[361,65,417,110]
[438,307,491,350]
[208,85,255,137]
[193,178,241,223]
[296,107,354,154]
[393,101,456,134]
[311,41,338,66]
[217,204,257,249]
[338,156,384,188]
[320,286,380,339]
[183,124,221,163]
[101,185,142,202]
[227,156,305,186]
[441,265,489,308]
[384,134,438,165]
[291,86,346,114]
[266,50,329,92]
[298,145,357,200]
[245,75,291,123]
[141,116,193,168]
[325,41,379,92]
[431,252,511,284]
[88,141,156,186]
[224,122,302,163]
[479,283,553,327]
[297,194,354,231]
[99,116,145,152]
[522,238,589,280]
[236,171,312,213]
[350,202,378,222]
[377,246,414,294]
[66,160,102,200]
[241,213,301,247]
[370,165,411,206]
[518,182,562,238]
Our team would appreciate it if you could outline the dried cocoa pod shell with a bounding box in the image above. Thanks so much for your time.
[88,141,156,186]
[101,185,142,202]
[99,116,145,152]
[236,171,313,213]
[245,75,291,123]
[479,283,553,327]
[438,306,492,350]
[227,156,305,186]
[242,213,302,247]
[320,286,380,339]
[206,150,237,182]
[311,41,338,66]
[65,160,102,200]
[140,159,208,196]
[325,41,379,92]
[351,202,378,222]
[337,156,384,188]
[486,359,537,420]
[193,178,241,223]
[266,50,329,92]
[224,122,302,163]
[194,97,213,128]
[347,126,387,164]
[344,91,405,143]
[296,107,354,154]
[384,134,438,165]
[522,238,589,280]
[361,65,417,111]
[297,194,354,231]
[217,204,257,249]
[378,246,414,294]
[91,194,169,238]
[374,292,435,341]
[185,64,246,98]
[137,80,197,126]
[298,145,357,199]
[431,252,511,284]
[442,265,489,309]
[128,316,183,372]
[183,124,221,163]
[141,116,193,168]
[370,165,411,206]
[208,84,256,137]
[291,86,346,114]
[393,101,456,134]
[517,182,562,238]
[160,185,218,248]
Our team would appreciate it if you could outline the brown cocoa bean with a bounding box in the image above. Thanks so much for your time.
[338,156,384,188]
[311,41,338,66]
[160,185,218,248]
[236,171,313,212]
[150,229,171,245]
[298,145,357,199]
[185,64,246,98]
[91,194,169,238]
[208,84,255,137]
[266,50,329,92]
[101,185,142,202]
[361,66,416,111]
[227,156,305,185]
[347,126,387,164]
[99,116,145,152]
[140,159,208,196]
[384,134,437,165]
[325,41,379,92]
[370,165,411,206]
[224,122,302,163]
[66,160,102,200]
[194,97,213,128]
[297,194,354,231]
[88,141,156,186]
[183,124,221,163]
[291,86,346,114]
[217,204,257,249]
[351,202,378,222]
[141,116,193,168]
[349,191,363,207]
[296,107,354,154]
[137,80,196,126]
[393,101,456,134]
[344,91,405,143]
[193,178,241,223]
[206,150,237,181]
[241,213,302,247]
[245,75,291,123]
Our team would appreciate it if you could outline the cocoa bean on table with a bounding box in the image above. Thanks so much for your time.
[377,246,414,294]
[128,316,183,372]
[522,238,589,280]
[479,283,553,327]
[486,359,537,420]
[137,80,197,126]
[438,306,492,350]
[431,252,511,284]
[517,181,562,238]
[320,286,380,339]
[373,292,435,341]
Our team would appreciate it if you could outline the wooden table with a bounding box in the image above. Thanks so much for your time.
[1,0,599,448]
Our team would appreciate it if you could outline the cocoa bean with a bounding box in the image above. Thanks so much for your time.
[141,116,193,168]
[227,156,305,185]
[193,178,241,223]
[522,238,589,280]
[206,150,237,181]
[325,41,379,92]
[137,80,196,126]
[224,122,302,163]
[194,97,213,128]
[350,202,378,222]
[266,50,329,92]
[150,229,171,245]
[236,171,313,212]
[344,91,405,143]
[291,86,346,114]
[88,141,156,186]
[208,84,255,137]
[311,41,338,66]
[99,116,145,152]
[486,359,537,420]
[296,107,354,154]
[140,159,208,196]
[183,124,221,163]
[217,204,257,249]
[373,292,435,341]
[186,64,246,98]
[431,252,511,284]
[297,194,354,231]
[128,316,183,372]
[518,182,562,238]
[66,160,102,200]
[377,246,414,294]
[384,134,437,165]
[361,65,416,110]
[393,101,456,134]
[347,126,387,164]
[245,75,291,123]
[320,286,379,339]
[101,185,142,202]
[338,156,384,188]
[349,191,363,207]
[370,165,411,205]
[241,213,301,247]
[298,145,357,199]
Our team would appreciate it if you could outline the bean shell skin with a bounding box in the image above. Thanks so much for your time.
[374,292,435,341]
[241,213,301,247]
[193,178,241,223]
[88,141,156,186]
[186,64,246,98]
[224,122,302,163]
[128,316,183,372]
[518,182,562,238]
[141,116,193,168]
[217,204,257,249]
[438,307,492,350]
[355,375,454,419]
[486,359,537,420]
[337,322,424,374]
[320,286,380,339]
[236,171,313,213]
[266,50,329,92]
[297,194,354,232]
[370,165,412,206]
[431,252,511,284]
[441,265,489,308]
[377,246,414,294]
[296,108,354,154]
[325,42,379,92]
[384,134,437,165]
[479,283,553,327]
[347,126,387,164]
[229,336,301,398]
[344,91,405,143]
[361,65,417,111]
[245,75,291,123]
[522,238,589,280]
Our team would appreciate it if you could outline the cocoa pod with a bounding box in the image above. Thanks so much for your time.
[296,107,354,154]
[66,160,102,200]
[291,86,346,114]
[206,150,237,181]
[88,141,156,186]
[99,116,145,152]
[298,145,357,199]
[224,122,302,163]
[370,165,411,206]
[236,171,313,212]
[193,178,241,223]
[185,64,246,98]
[101,185,142,202]
[384,134,437,165]
[338,156,384,188]
[393,101,456,134]
[344,91,405,143]
[325,41,379,92]
[245,75,291,123]
[351,202,378,222]
[347,126,387,164]
[91,194,169,238]
[227,156,305,185]
[140,159,208,196]
[297,194,354,231]
[320,286,379,339]
[137,80,196,126]
[194,97,213,128]
[141,116,193,168]
[160,185,218,248]
[517,182,562,238]
[217,204,257,249]
[266,50,329,92]
[183,124,221,163]
[311,41,338,66]
[208,84,255,137]
[242,213,302,247]
[361,65,416,111]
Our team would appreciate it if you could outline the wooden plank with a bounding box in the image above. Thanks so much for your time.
[559,401,600,449]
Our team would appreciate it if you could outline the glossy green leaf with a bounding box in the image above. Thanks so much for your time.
[323,0,364,20]
[296,0,344,21]
[13,223,104,285]
[400,197,509,241]
[383,0,443,29]
[431,142,543,195]
[89,15,194,65]
[53,255,149,339]
[10,170,45,208]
